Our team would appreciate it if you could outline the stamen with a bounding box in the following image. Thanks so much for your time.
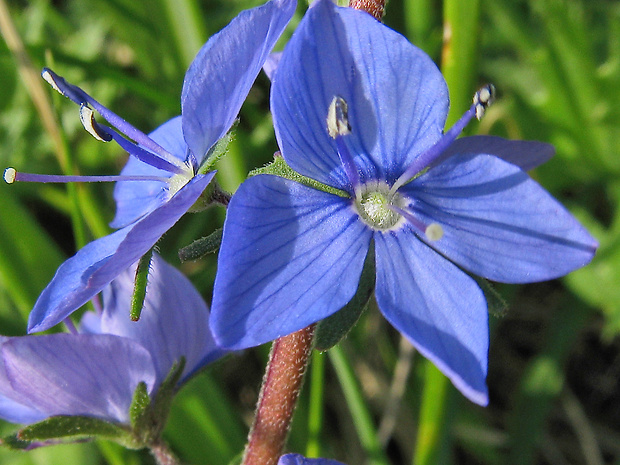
[42,68,186,171]
[79,105,112,142]
[4,167,16,184]
[3,167,170,184]
[327,96,359,194]
[425,223,444,241]
[473,84,495,120]
[391,84,496,194]
[103,125,187,174]
[327,96,351,138]
[389,205,443,241]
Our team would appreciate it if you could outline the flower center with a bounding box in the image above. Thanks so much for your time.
[354,181,406,231]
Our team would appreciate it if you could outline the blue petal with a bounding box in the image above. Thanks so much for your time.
[0,395,45,424]
[2,334,156,423]
[100,254,223,385]
[263,52,282,81]
[111,116,186,229]
[374,230,489,405]
[441,135,555,171]
[211,175,372,349]
[404,153,598,283]
[28,173,215,333]
[279,454,346,465]
[271,0,447,189]
[181,0,296,163]
[0,338,47,424]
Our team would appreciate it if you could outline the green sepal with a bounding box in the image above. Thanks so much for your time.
[149,357,186,439]
[198,123,237,174]
[1,415,133,450]
[130,248,154,322]
[249,154,349,198]
[188,180,231,212]
[178,228,223,262]
[475,277,508,318]
[129,381,152,436]
[314,241,376,351]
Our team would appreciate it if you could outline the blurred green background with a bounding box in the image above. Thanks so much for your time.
[0,0,618,464]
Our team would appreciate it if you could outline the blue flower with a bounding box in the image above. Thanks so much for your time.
[279,454,346,465]
[210,0,597,405]
[23,0,296,333]
[0,254,222,426]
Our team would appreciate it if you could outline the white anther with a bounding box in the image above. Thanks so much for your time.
[3,167,16,184]
[425,223,444,241]
[473,84,496,120]
[79,105,109,142]
[327,96,351,138]
[41,69,63,95]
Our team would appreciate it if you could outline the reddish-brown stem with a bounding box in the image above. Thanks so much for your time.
[348,0,385,21]
[149,440,180,465]
[242,325,316,465]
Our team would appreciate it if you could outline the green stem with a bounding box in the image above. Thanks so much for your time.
[306,351,325,457]
[329,345,389,465]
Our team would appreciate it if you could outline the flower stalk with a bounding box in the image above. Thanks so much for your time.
[242,325,316,465]
[348,0,385,21]
[150,440,180,465]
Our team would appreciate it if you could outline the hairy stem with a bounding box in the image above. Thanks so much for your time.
[348,0,385,21]
[242,325,316,465]
[150,440,180,465]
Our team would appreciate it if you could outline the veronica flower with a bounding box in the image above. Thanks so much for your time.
[3,0,296,333]
[279,454,345,465]
[0,254,221,430]
[210,0,597,405]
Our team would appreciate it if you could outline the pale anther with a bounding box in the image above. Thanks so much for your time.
[41,69,63,96]
[79,105,111,142]
[327,96,351,138]
[425,223,444,241]
[3,167,16,184]
[473,84,496,120]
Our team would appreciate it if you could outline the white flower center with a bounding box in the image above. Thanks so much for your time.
[354,181,407,231]
[166,163,195,198]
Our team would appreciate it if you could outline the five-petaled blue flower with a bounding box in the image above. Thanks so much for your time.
[210,0,597,405]
[0,254,223,427]
[19,0,296,333]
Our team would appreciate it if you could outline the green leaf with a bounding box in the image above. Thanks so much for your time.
[0,190,64,319]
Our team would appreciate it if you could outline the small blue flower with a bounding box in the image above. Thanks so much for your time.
[23,0,296,333]
[279,454,346,465]
[210,0,597,405]
[0,254,222,425]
